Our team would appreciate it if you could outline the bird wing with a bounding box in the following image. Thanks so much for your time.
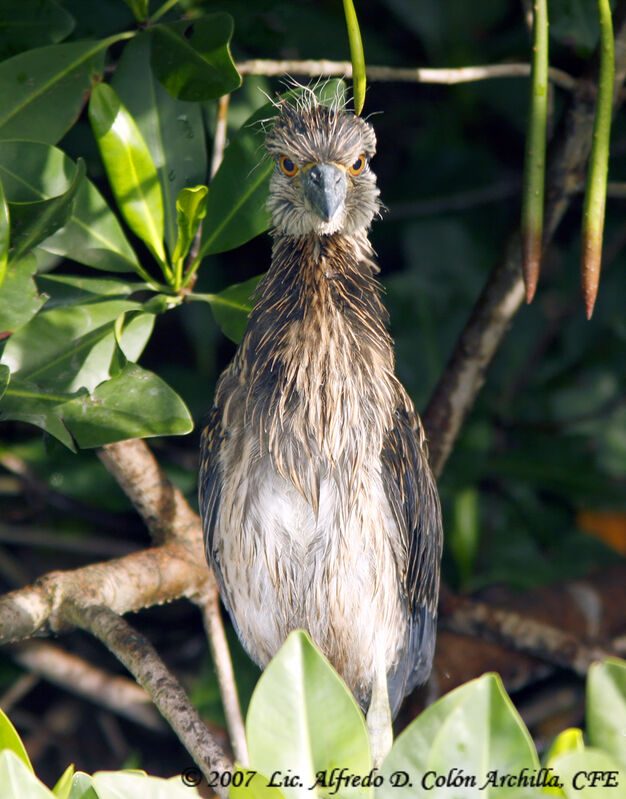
[380,403,443,713]
[199,406,225,584]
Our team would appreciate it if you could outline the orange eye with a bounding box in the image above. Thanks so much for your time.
[349,155,366,175]
[280,155,298,176]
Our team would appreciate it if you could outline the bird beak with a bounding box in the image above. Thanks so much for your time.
[302,163,347,222]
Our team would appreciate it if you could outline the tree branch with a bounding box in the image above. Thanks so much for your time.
[66,604,232,793]
[236,59,577,92]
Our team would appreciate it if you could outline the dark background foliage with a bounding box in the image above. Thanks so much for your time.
[0,0,624,786]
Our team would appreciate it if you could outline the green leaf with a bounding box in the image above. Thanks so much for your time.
[0,139,139,274]
[113,33,208,251]
[0,363,193,449]
[9,159,85,262]
[549,748,625,798]
[0,40,109,144]
[89,82,166,265]
[0,365,9,401]
[192,275,261,343]
[0,174,9,288]
[379,673,539,798]
[1,297,141,392]
[53,764,75,799]
[149,14,241,102]
[35,274,138,307]
[0,0,75,59]
[0,255,46,335]
[91,771,201,798]
[62,362,193,447]
[0,140,72,202]
[587,658,626,769]
[543,728,584,797]
[66,772,98,799]
[450,486,480,585]
[121,0,149,22]
[230,770,287,799]
[41,177,140,274]
[197,103,273,258]
[246,631,372,799]
[172,185,208,274]
[0,706,33,772]
[0,750,53,799]
[342,0,366,115]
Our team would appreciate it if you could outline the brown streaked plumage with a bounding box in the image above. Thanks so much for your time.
[200,92,442,725]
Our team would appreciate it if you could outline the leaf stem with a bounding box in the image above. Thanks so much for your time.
[150,0,180,24]
[521,0,548,304]
[581,0,615,319]
[342,0,366,115]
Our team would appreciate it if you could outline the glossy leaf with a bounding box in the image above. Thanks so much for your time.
[1,298,141,393]
[172,185,208,276]
[246,631,371,799]
[35,274,137,307]
[52,764,75,799]
[92,771,201,798]
[0,40,109,144]
[549,749,625,798]
[66,772,98,799]
[543,728,584,797]
[1,363,193,450]
[192,275,261,343]
[0,140,78,202]
[197,102,274,258]
[0,750,52,799]
[41,177,140,274]
[0,0,75,59]
[9,159,85,263]
[113,33,208,251]
[0,143,124,270]
[230,771,287,799]
[149,14,241,102]
[379,673,539,798]
[0,706,33,772]
[0,365,9,401]
[61,363,193,447]
[0,174,8,288]
[121,0,149,22]
[587,658,626,769]
[89,82,166,264]
[0,255,46,335]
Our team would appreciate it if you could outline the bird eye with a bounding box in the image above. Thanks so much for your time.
[280,156,298,176]
[349,155,366,175]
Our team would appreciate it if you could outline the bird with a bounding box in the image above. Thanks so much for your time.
[199,89,443,760]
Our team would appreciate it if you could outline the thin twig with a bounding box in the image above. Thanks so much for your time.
[67,604,232,791]
[195,587,249,766]
[236,59,577,92]
[10,640,165,731]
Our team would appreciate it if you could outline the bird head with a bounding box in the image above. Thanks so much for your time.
[265,96,380,236]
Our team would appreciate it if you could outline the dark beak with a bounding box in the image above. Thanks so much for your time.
[302,163,347,222]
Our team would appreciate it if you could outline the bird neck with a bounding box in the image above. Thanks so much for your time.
[238,230,399,465]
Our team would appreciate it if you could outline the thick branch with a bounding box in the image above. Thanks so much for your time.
[423,13,626,476]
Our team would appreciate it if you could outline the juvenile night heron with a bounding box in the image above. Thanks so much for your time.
[200,91,442,758]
